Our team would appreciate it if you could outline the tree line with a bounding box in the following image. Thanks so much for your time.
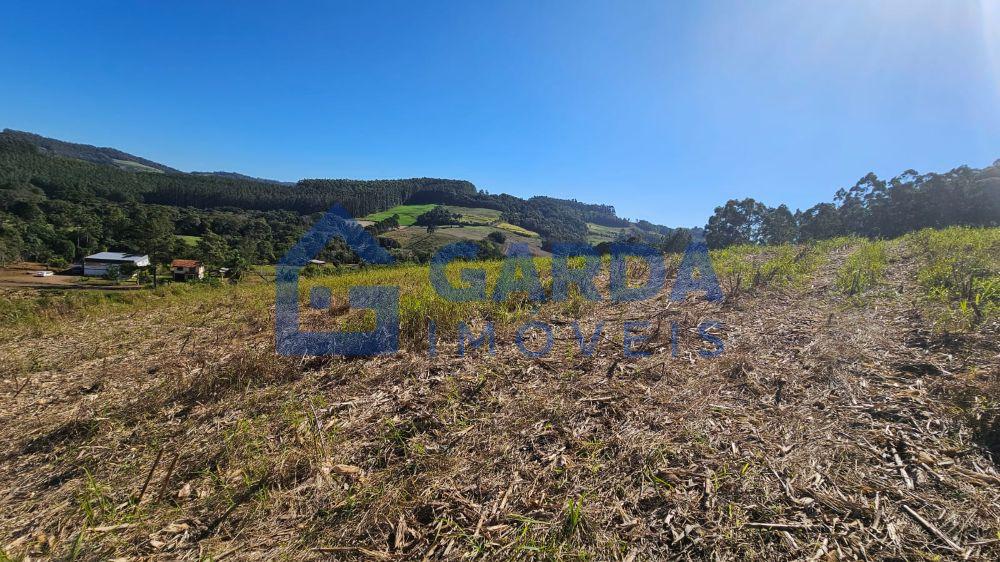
[704,162,1000,248]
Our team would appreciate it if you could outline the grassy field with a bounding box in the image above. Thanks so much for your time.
[495,221,538,237]
[442,205,502,225]
[363,204,438,226]
[381,224,547,255]
[175,234,202,247]
[364,204,541,252]
[585,222,629,245]
[379,228,460,254]
[112,159,164,174]
[2,228,999,560]
[442,206,540,237]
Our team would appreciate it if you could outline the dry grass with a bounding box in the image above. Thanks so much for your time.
[1,231,998,560]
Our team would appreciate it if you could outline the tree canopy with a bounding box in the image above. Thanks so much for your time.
[704,162,1000,248]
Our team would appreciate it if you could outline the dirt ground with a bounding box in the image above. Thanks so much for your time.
[0,262,172,291]
[0,243,998,560]
[0,263,82,288]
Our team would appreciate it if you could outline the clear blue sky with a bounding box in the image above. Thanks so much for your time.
[2,1,998,226]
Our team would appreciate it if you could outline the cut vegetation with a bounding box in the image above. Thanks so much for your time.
[1,129,998,560]
[1,231,999,559]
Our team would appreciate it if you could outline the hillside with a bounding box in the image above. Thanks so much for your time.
[0,130,684,268]
[0,228,997,559]
[0,129,181,174]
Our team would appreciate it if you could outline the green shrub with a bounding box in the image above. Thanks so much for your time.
[836,240,888,296]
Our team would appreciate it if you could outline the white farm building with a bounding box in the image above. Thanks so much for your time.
[82,252,151,277]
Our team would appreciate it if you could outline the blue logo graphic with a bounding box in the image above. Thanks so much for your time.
[276,205,725,358]
[275,205,399,356]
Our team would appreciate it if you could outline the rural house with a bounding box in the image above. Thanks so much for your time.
[82,252,150,277]
[170,259,205,281]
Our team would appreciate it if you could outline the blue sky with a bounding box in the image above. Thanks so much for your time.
[1,1,998,226]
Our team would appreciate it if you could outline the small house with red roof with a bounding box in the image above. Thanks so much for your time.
[170,259,205,281]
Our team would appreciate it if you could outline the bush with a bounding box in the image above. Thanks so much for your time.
[474,239,504,260]
[378,236,401,249]
[487,231,507,244]
[47,256,68,269]
[414,205,459,227]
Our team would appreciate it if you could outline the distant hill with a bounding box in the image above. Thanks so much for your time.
[2,130,292,185]
[0,129,181,174]
[191,171,294,186]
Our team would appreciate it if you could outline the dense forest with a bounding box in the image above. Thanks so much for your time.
[1,129,996,271]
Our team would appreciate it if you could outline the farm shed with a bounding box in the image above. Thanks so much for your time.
[82,252,150,277]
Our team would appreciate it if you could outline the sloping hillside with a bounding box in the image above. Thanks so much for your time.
[0,129,181,174]
[1,229,997,559]
[366,205,550,256]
